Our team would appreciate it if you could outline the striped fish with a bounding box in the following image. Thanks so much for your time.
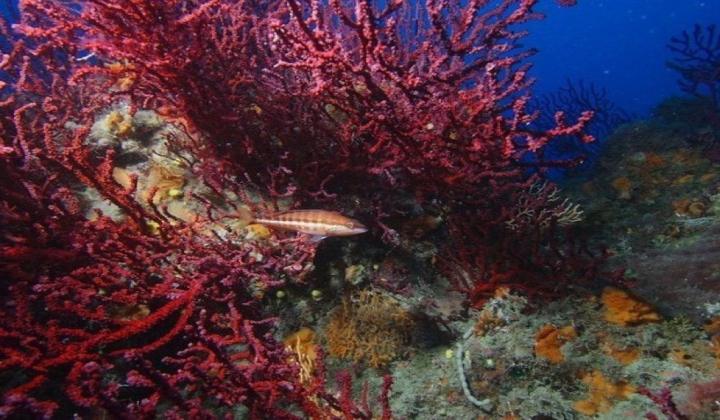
[252,209,368,238]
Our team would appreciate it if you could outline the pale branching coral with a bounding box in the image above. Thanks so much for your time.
[505,181,583,232]
[283,327,318,384]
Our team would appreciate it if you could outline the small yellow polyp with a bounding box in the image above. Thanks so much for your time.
[167,188,183,199]
[146,220,161,235]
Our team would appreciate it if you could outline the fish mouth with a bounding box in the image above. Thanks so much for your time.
[344,223,368,235]
[345,219,368,235]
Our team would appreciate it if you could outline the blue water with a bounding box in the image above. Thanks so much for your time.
[527,0,720,117]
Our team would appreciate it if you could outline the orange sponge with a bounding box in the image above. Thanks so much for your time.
[573,370,635,415]
[601,287,660,326]
[534,324,577,364]
[603,342,640,365]
[611,177,632,199]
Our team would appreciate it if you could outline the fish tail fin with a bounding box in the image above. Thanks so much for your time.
[235,205,255,225]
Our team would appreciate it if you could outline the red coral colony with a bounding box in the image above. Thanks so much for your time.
[0,0,592,418]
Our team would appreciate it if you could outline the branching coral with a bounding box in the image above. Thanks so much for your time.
[0,0,589,416]
[21,0,595,311]
[504,181,584,232]
[667,24,720,109]
[284,327,318,385]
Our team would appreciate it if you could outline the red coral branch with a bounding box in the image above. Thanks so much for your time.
[1,0,586,416]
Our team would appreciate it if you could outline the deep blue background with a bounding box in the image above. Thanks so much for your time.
[528,0,720,117]
[0,1,17,23]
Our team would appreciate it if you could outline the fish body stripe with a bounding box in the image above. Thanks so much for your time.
[253,210,367,237]
[257,211,347,226]
[255,219,340,235]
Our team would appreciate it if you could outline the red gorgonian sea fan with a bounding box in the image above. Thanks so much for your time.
[15,0,592,204]
[1,0,588,416]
